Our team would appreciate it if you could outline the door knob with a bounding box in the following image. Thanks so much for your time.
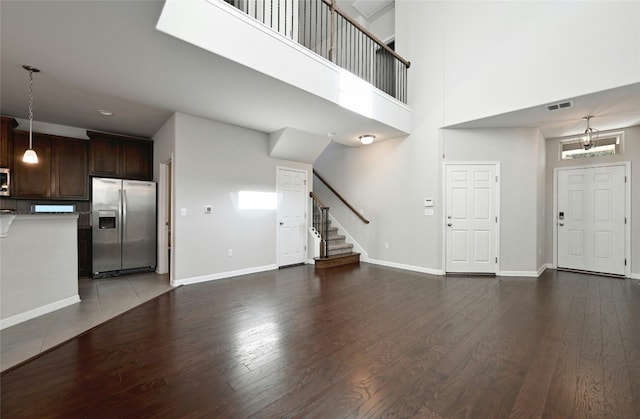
[279,222,284,225]
[447,223,452,227]
[559,223,564,227]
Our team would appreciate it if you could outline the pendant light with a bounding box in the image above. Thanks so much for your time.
[580,115,598,151]
[22,65,40,164]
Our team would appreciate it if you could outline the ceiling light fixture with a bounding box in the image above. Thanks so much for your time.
[580,115,598,150]
[98,109,113,116]
[22,65,40,164]
[359,134,375,145]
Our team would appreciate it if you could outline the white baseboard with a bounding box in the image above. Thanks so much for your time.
[535,264,553,276]
[367,259,444,276]
[0,295,80,330]
[630,272,640,280]
[306,259,316,265]
[497,270,540,278]
[174,264,278,286]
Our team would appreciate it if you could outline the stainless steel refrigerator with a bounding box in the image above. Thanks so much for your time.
[92,177,156,278]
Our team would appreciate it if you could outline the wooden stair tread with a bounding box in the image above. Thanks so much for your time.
[314,252,360,269]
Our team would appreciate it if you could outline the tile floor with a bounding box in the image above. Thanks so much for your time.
[1,272,174,372]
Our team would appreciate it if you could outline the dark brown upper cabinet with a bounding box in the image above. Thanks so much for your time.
[11,131,53,198]
[1,116,17,168]
[88,131,153,181]
[52,137,89,199]
[11,131,89,200]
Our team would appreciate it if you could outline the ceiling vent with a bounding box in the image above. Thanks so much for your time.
[352,0,393,19]
[545,100,574,111]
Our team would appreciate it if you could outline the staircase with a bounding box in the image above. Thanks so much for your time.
[314,220,360,269]
[310,173,368,270]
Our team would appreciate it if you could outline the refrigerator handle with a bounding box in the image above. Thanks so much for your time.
[122,189,127,241]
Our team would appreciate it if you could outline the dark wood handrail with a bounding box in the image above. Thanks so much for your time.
[321,0,411,68]
[313,170,370,224]
[309,191,328,209]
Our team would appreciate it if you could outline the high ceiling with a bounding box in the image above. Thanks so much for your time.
[446,82,640,139]
[1,0,638,144]
[0,0,405,145]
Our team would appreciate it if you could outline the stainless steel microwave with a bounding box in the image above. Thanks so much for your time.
[0,168,9,196]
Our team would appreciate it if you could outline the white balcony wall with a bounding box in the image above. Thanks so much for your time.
[157,0,410,134]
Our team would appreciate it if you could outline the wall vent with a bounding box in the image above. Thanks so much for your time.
[545,101,574,111]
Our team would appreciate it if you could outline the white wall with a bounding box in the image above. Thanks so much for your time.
[443,128,544,274]
[316,1,639,275]
[439,0,640,126]
[1,215,79,328]
[152,114,176,277]
[536,130,546,271]
[545,125,640,277]
[172,113,311,284]
[157,0,410,134]
[153,114,176,181]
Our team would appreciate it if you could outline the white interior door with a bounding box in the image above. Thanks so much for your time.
[445,164,498,274]
[277,168,307,266]
[557,165,626,275]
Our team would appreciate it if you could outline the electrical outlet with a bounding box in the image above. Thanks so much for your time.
[204,205,212,214]
[228,248,233,257]
[180,208,187,216]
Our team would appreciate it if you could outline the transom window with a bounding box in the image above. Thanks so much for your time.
[560,132,623,160]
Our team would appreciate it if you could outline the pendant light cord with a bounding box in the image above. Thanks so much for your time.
[28,69,34,149]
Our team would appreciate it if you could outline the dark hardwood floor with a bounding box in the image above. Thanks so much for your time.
[2,264,639,418]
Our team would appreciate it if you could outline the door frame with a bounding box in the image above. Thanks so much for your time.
[552,161,631,277]
[276,166,309,267]
[157,158,173,281]
[441,162,501,274]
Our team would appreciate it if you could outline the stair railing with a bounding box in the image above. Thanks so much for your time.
[310,192,329,258]
[222,0,410,103]
[313,169,370,224]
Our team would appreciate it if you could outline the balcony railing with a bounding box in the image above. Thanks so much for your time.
[223,0,410,103]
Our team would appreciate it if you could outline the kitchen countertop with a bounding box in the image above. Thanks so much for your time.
[0,212,80,237]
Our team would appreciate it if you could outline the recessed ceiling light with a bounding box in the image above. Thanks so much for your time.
[97,109,113,116]
[359,134,375,145]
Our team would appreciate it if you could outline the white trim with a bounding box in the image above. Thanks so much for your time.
[328,214,369,262]
[276,166,309,267]
[497,270,540,278]
[157,160,170,275]
[630,272,640,280]
[367,259,444,276]
[498,262,552,277]
[173,264,278,286]
[553,162,631,278]
[0,295,80,330]
[442,161,501,275]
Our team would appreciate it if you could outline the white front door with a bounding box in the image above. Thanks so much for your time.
[445,164,498,274]
[557,165,626,275]
[277,168,307,266]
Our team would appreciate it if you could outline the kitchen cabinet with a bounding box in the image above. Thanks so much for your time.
[11,131,52,198]
[1,117,17,168]
[89,134,119,177]
[78,227,92,277]
[11,131,89,200]
[52,137,89,199]
[88,131,153,180]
